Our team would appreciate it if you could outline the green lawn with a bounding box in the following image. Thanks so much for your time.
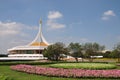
[0,66,77,80]
[0,61,120,80]
[49,63,116,69]
[0,65,89,80]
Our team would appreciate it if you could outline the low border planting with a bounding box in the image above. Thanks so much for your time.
[49,63,116,70]
[0,61,108,65]
[11,64,120,78]
[0,61,56,65]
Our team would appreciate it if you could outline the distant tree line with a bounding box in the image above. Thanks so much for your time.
[43,42,120,62]
[103,43,120,62]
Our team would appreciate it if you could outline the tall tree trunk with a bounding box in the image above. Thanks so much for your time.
[89,58,93,62]
[118,58,120,62]
[81,58,84,62]
[118,52,120,62]
[75,57,78,62]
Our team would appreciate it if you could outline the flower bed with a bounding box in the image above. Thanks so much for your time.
[49,63,116,70]
[10,64,120,78]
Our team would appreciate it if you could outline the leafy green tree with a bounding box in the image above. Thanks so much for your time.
[43,42,68,61]
[113,42,120,62]
[114,42,120,51]
[110,50,119,58]
[103,51,111,58]
[83,42,105,62]
[68,42,83,62]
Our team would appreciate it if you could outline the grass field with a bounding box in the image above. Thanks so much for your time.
[0,60,120,80]
[1,65,120,80]
[49,63,116,69]
[0,66,77,80]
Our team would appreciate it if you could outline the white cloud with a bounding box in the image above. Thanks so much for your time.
[102,10,116,20]
[47,19,65,29]
[101,16,109,20]
[48,11,63,19]
[0,21,38,54]
[0,21,21,36]
[47,11,66,30]
[104,10,116,16]
[0,21,37,36]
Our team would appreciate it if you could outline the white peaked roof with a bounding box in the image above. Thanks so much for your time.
[28,20,49,46]
[8,19,49,52]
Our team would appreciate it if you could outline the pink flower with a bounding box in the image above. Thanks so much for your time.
[10,64,120,78]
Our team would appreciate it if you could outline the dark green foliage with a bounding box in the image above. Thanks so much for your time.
[114,42,120,51]
[83,43,105,62]
[84,49,95,58]
[103,51,111,58]
[0,61,57,65]
[114,43,120,62]
[83,42,105,53]
[103,42,120,62]
[68,42,83,62]
[44,42,106,62]
[43,42,68,61]
[109,50,119,58]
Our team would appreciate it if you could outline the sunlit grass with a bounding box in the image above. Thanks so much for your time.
[50,63,116,69]
[0,65,92,80]
[0,61,120,80]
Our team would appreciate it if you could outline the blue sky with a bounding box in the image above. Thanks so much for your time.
[0,0,120,54]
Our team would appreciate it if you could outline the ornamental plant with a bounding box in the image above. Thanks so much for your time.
[11,64,120,78]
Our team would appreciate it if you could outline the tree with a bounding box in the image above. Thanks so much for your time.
[114,42,120,51]
[113,42,120,62]
[43,42,68,61]
[68,42,83,62]
[110,50,119,58]
[83,42,105,62]
[103,51,111,58]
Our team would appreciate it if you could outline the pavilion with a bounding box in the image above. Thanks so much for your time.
[7,20,50,59]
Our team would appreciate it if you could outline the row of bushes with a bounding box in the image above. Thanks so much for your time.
[0,61,109,65]
[10,64,120,78]
[0,61,56,65]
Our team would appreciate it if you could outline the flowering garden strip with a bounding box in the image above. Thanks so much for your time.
[10,64,120,78]
[49,63,116,70]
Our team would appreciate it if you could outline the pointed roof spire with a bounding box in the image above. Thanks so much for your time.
[40,18,42,24]
[28,19,49,46]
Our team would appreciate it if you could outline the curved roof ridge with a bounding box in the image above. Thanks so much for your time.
[28,19,49,46]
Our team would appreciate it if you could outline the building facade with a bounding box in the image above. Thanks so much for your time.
[7,20,49,59]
